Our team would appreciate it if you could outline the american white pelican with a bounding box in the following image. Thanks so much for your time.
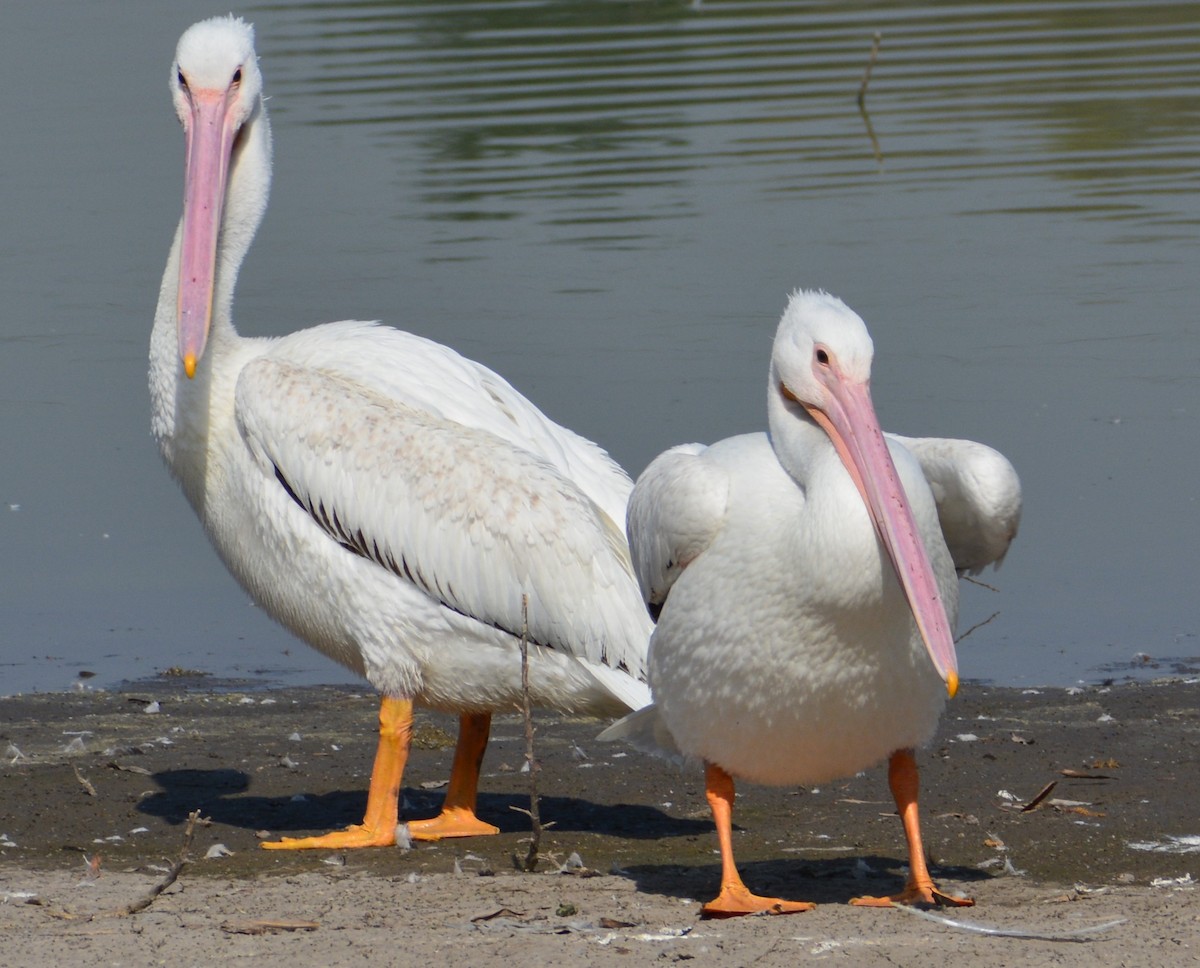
[150,16,651,849]
[602,290,1019,916]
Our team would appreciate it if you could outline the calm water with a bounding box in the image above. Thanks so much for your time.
[2,0,1198,694]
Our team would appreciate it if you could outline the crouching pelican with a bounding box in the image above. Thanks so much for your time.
[151,16,651,849]
[602,290,1019,916]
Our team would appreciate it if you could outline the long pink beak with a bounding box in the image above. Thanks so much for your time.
[804,370,959,698]
[177,87,238,378]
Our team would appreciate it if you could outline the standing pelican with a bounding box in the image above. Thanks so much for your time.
[151,16,651,849]
[603,290,1019,916]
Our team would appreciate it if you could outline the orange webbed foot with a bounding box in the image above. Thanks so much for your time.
[850,882,974,908]
[701,883,815,919]
[405,806,499,841]
[261,823,397,850]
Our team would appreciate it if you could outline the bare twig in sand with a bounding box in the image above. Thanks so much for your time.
[510,594,544,872]
[857,31,882,107]
[72,765,97,798]
[108,809,203,917]
[46,810,204,922]
[471,907,527,923]
[221,918,319,935]
[1019,780,1058,813]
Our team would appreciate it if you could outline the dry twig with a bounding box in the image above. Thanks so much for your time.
[955,611,1000,644]
[110,809,203,917]
[855,32,884,163]
[72,765,97,798]
[857,32,882,107]
[512,595,544,871]
[1019,780,1058,813]
[222,918,319,935]
[963,574,1001,592]
[46,809,204,921]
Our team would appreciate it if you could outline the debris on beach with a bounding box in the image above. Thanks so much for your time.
[221,918,319,935]
[892,902,1126,941]
[1059,767,1114,779]
[1130,836,1200,855]
[1150,873,1196,889]
[1018,781,1057,812]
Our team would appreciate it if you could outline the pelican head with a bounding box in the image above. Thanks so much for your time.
[171,16,263,378]
[770,290,959,698]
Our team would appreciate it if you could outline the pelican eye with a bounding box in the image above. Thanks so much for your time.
[177,69,188,89]
[232,68,242,85]
[815,348,830,366]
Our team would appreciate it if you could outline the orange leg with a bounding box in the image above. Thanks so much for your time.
[850,748,974,907]
[406,712,499,840]
[262,695,412,850]
[700,762,815,918]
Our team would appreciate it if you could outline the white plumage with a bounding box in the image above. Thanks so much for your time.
[605,290,1019,916]
[151,16,650,849]
[890,435,1020,576]
[631,433,953,781]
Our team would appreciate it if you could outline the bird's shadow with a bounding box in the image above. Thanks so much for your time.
[135,769,983,905]
[623,855,988,909]
[136,768,711,840]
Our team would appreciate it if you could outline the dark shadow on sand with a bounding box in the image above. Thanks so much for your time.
[137,768,712,840]
[622,855,989,909]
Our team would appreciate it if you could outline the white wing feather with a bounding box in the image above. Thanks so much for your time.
[889,434,1022,575]
[626,443,730,612]
[600,443,729,751]
[234,356,650,681]
[267,321,631,530]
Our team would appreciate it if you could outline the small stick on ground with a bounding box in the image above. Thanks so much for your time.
[46,809,204,921]
[1020,780,1058,813]
[511,594,543,871]
[112,809,202,916]
[72,765,97,798]
[857,31,882,107]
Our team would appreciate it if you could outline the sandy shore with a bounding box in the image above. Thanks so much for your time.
[0,679,1197,965]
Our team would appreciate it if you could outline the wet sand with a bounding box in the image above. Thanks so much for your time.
[0,679,1197,965]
